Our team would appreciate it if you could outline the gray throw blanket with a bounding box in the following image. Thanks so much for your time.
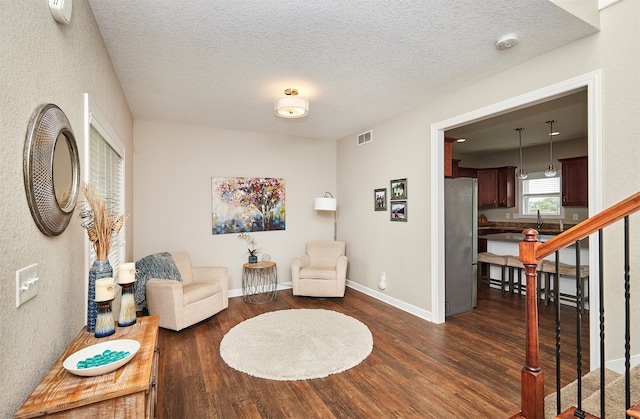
[134,252,182,306]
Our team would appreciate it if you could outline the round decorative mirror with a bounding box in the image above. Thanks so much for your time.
[23,104,80,236]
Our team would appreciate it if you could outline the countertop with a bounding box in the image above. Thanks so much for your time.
[478,226,570,235]
[482,232,589,248]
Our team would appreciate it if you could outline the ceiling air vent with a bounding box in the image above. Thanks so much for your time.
[357,130,372,146]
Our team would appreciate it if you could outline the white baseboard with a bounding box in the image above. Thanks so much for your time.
[228,288,243,298]
[605,354,640,374]
[228,282,293,299]
[231,281,433,323]
[345,280,433,322]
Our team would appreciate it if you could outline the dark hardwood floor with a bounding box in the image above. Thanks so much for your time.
[156,283,589,418]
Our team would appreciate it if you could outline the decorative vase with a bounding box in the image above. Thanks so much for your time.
[248,255,258,263]
[88,260,112,332]
[118,282,137,327]
[95,298,116,338]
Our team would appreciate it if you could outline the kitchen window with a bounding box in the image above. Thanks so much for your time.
[519,171,562,217]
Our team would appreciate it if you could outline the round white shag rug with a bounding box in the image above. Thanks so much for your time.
[220,309,373,381]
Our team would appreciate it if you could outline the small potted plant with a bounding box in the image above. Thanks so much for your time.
[238,232,259,263]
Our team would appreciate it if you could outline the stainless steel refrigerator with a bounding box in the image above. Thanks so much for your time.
[444,177,478,316]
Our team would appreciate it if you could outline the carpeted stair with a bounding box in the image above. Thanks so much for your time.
[545,365,640,418]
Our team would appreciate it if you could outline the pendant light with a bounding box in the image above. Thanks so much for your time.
[515,127,528,180]
[544,120,558,177]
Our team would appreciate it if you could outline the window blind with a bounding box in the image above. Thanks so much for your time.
[89,125,124,277]
[523,176,560,195]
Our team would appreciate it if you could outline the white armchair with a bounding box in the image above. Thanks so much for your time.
[291,241,348,297]
[145,251,228,331]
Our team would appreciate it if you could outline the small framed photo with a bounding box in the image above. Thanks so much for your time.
[374,188,387,211]
[390,200,407,222]
[390,178,407,200]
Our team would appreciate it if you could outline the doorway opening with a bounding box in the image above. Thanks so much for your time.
[430,71,602,369]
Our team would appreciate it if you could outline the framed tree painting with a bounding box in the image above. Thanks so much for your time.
[211,177,285,234]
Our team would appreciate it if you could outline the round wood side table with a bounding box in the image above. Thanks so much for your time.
[242,261,277,304]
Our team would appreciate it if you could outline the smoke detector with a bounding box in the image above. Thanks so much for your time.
[495,33,518,50]
[49,0,72,25]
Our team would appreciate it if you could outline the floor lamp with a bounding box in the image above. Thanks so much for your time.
[314,192,337,241]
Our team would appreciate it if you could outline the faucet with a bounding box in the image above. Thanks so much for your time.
[536,210,543,229]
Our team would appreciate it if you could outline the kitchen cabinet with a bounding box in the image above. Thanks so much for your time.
[444,138,478,179]
[560,156,588,207]
[444,137,456,177]
[456,166,477,178]
[15,315,160,419]
[451,159,461,177]
[477,166,516,208]
[477,169,498,207]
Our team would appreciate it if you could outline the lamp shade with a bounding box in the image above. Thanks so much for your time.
[314,197,337,211]
[274,95,308,118]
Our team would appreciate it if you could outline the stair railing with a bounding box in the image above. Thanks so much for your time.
[510,191,640,419]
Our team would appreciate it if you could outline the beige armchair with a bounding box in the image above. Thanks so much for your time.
[291,241,348,297]
[146,251,228,331]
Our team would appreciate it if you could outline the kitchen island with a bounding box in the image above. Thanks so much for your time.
[483,232,588,258]
[483,232,589,307]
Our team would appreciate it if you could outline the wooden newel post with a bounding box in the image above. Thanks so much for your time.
[518,228,544,418]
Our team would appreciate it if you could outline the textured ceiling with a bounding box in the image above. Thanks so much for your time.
[87,1,598,141]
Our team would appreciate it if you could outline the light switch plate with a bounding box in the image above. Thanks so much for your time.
[16,263,38,307]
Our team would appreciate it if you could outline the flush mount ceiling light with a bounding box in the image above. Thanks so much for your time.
[544,120,559,177]
[515,127,528,180]
[274,88,308,119]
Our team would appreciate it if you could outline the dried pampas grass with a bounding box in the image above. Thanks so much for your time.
[79,183,124,261]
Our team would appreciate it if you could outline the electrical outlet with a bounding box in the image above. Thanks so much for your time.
[379,272,387,290]
[572,214,579,221]
[16,263,39,307]
[505,213,510,219]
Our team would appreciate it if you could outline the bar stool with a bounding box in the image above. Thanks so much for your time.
[540,261,590,311]
[477,252,508,295]
[505,256,544,299]
[505,256,524,296]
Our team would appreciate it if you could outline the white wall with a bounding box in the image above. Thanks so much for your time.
[337,0,639,345]
[133,121,337,292]
[0,1,133,416]
[337,111,432,309]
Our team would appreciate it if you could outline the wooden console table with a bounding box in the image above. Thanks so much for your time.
[15,315,160,418]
